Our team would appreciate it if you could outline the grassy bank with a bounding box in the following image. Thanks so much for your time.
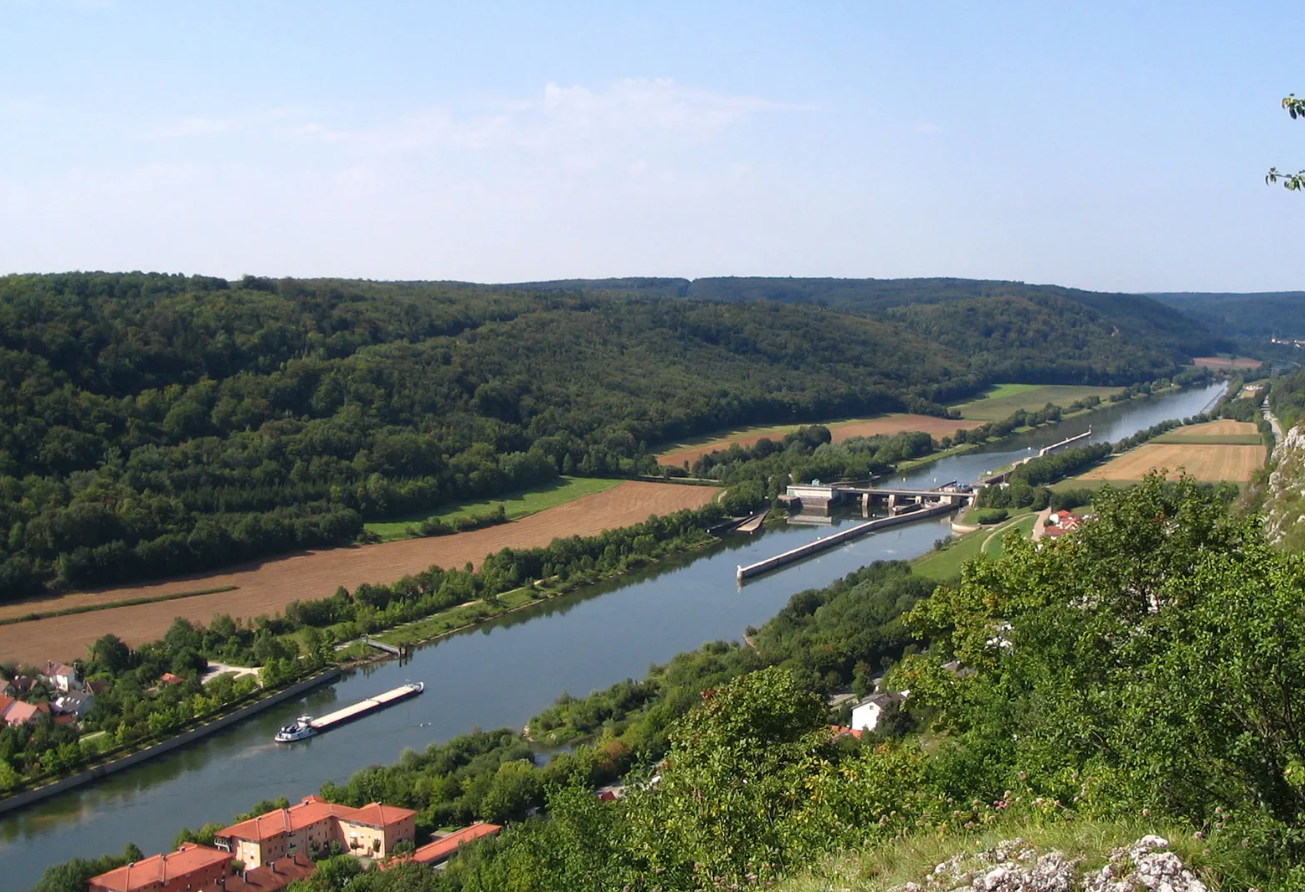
[952,383,1124,421]
[774,817,1236,892]
[364,476,622,542]
[913,508,1039,582]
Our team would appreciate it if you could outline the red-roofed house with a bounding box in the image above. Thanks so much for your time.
[0,693,14,720]
[216,795,416,867]
[159,672,185,686]
[401,823,501,869]
[87,843,232,892]
[219,853,315,892]
[339,803,418,857]
[829,725,864,741]
[3,700,50,727]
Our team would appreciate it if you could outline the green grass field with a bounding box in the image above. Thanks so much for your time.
[364,476,621,542]
[654,416,888,457]
[952,384,1123,422]
[913,509,1038,582]
[1149,433,1264,445]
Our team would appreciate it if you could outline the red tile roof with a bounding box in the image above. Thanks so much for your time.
[89,843,231,892]
[220,853,315,892]
[160,672,185,685]
[409,824,502,865]
[219,796,402,842]
[0,694,14,717]
[347,802,417,828]
[829,724,864,740]
[3,700,49,726]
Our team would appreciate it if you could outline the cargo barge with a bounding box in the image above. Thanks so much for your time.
[274,681,424,742]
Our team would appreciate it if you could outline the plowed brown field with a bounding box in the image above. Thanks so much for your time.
[1079,443,1266,483]
[1165,420,1258,438]
[658,415,982,468]
[0,481,718,664]
[1193,356,1263,369]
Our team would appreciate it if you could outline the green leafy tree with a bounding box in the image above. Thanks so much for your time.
[1266,94,1305,190]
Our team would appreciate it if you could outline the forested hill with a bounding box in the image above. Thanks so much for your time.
[1149,291,1305,340]
[515,276,1221,380]
[0,272,1200,598]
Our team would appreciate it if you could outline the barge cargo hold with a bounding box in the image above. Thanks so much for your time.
[273,681,424,743]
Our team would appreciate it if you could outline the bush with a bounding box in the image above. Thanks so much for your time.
[973,508,1009,525]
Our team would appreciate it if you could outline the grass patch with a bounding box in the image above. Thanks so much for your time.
[986,515,1038,559]
[0,586,239,627]
[952,384,1123,422]
[364,476,621,542]
[774,816,1244,892]
[1149,433,1264,445]
[655,417,883,457]
[914,510,1038,582]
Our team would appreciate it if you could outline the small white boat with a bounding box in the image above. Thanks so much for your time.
[274,715,317,743]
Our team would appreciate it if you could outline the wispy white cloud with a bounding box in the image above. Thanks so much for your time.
[289,78,804,158]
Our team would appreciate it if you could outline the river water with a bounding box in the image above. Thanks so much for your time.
[1,383,1224,889]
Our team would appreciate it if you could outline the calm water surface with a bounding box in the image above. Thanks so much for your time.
[0,383,1223,889]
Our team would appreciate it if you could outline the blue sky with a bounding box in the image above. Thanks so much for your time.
[1,0,1302,291]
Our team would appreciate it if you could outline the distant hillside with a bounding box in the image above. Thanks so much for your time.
[518,276,1220,383]
[1150,291,1305,340]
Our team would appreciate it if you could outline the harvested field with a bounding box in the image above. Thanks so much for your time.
[1193,356,1263,369]
[657,414,982,467]
[0,481,719,664]
[1152,420,1262,445]
[1078,443,1266,483]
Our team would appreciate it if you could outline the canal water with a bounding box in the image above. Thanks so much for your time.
[1,383,1224,889]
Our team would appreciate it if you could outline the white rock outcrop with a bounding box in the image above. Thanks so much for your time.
[889,835,1206,892]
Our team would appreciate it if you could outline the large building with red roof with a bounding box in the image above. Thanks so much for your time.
[87,843,232,892]
[383,823,502,870]
[215,795,415,868]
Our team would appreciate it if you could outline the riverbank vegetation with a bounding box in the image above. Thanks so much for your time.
[0,503,729,795]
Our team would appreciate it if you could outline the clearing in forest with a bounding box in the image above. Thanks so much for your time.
[950,384,1124,422]
[1078,443,1265,484]
[656,414,982,468]
[364,476,622,542]
[0,481,719,664]
[1192,356,1263,369]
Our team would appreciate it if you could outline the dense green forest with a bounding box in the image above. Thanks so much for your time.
[1151,290,1305,340]
[0,272,1207,598]
[522,275,1223,380]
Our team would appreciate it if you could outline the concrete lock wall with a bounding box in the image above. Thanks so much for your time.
[0,667,343,817]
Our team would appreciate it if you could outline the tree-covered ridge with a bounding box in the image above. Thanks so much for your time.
[1150,291,1305,340]
[0,271,1199,598]
[516,275,1220,380]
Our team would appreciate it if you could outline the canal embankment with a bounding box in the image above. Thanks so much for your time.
[0,667,341,818]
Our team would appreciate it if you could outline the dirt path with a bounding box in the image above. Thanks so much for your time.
[0,482,719,665]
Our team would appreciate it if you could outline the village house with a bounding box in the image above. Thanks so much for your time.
[215,795,416,868]
[87,843,232,892]
[849,691,908,733]
[54,689,95,718]
[3,699,51,728]
[1042,510,1082,539]
[42,661,82,692]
